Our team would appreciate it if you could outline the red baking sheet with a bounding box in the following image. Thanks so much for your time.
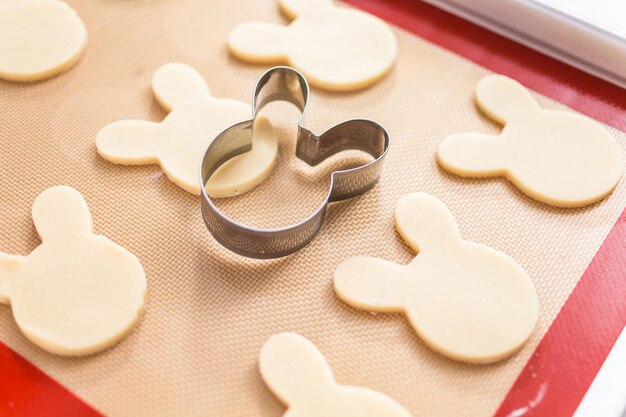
[2,0,626,415]
[0,342,101,416]
[344,1,626,416]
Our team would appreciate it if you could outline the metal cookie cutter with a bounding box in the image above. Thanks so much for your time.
[200,66,389,259]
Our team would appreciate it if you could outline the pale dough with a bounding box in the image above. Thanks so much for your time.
[0,186,146,356]
[96,63,278,197]
[228,0,397,91]
[334,192,539,364]
[0,0,87,82]
[438,74,624,207]
[260,332,413,417]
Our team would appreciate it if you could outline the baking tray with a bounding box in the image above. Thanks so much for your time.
[1,1,626,416]
[420,0,626,88]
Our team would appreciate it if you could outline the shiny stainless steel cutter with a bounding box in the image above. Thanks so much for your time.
[200,66,389,259]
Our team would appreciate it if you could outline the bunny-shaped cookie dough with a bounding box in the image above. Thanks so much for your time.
[0,0,87,81]
[438,75,623,207]
[260,333,413,417]
[0,186,146,356]
[96,63,278,196]
[334,193,539,364]
[228,0,397,91]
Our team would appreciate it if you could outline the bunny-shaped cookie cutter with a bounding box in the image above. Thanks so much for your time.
[200,67,390,259]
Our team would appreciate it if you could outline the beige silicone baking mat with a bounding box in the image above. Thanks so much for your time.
[1,1,625,416]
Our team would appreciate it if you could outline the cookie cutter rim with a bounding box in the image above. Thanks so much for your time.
[200,66,390,259]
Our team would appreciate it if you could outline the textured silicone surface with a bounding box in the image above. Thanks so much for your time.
[0,0,625,416]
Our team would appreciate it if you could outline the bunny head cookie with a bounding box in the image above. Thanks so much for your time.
[0,0,87,81]
[334,193,539,364]
[0,186,146,356]
[438,75,623,207]
[228,0,397,91]
[96,63,278,196]
[260,333,413,417]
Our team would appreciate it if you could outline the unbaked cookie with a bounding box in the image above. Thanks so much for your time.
[228,0,397,91]
[438,74,623,207]
[260,332,413,417]
[334,192,539,364]
[96,63,278,196]
[0,0,87,81]
[0,186,146,356]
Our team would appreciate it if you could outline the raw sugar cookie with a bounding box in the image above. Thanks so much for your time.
[0,186,146,356]
[0,0,87,81]
[260,333,413,417]
[438,74,623,207]
[96,63,278,196]
[334,192,539,364]
[228,0,397,91]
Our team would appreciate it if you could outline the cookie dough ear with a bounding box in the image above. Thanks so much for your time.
[395,193,461,253]
[151,63,212,111]
[279,0,334,19]
[475,75,539,124]
[96,120,159,165]
[260,333,334,406]
[228,23,290,63]
[438,133,506,177]
[334,256,408,311]
[0,253,23,304]
[32,186,93,242]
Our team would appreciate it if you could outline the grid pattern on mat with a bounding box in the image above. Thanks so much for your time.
[0,1,625,416]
